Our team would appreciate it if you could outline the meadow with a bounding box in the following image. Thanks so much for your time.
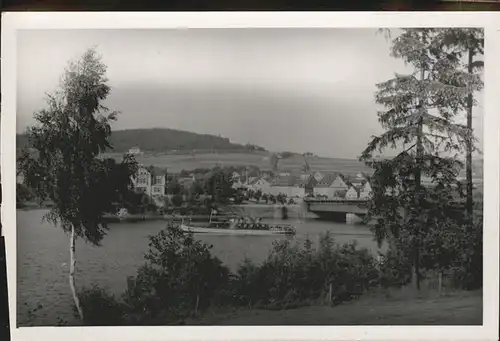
[102,152,374,175]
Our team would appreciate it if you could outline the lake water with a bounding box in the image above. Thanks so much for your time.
[17,209,384,326]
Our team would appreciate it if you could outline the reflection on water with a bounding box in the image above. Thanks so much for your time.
[17,209,384,326]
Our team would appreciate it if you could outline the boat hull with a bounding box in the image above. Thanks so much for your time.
[180,224,295,236]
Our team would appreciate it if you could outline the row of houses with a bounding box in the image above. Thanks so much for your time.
[232,171,373,200]
[130,165,373,201]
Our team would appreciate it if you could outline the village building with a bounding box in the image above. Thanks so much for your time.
[151,175,166,197]
[131,165,166,206]
[270,175,305,197]
[303,175,318,196]
[132,166,152,196]
[247,177,272,194]
[359,181,372,200]
[345,186,360,200]
[346,175,373,200]
[232,176,245,190]
[299,173,311,181]
[128,146,143,155]
[313,172,349,198]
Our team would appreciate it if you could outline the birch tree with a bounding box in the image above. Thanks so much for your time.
[360,29,482,290]
[17,48,137,322]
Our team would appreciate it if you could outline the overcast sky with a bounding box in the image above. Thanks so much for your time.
[17,29,483,159]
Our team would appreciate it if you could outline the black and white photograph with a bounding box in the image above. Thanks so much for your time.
[1,12,499,341]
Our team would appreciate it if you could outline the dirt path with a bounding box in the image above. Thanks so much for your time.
[198,291,482,325]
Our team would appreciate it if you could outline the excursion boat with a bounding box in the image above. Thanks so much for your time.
[179,217,296,236]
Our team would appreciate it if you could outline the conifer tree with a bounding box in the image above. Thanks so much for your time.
[434,28,484,226]
[360,29,482,290]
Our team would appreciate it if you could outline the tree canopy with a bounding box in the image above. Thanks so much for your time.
[18,48,138,245]
[360,29,482,290]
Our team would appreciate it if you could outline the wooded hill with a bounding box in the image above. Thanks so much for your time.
[16,128,267,154]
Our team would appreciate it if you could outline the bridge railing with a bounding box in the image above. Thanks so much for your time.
[304,198,369,204]
[304,197,466,207]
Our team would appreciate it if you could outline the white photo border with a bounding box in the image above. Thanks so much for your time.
[1,11,499,341]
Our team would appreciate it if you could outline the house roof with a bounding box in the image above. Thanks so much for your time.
[314,172,345,188]
[347,176,367,187]
[272,175,300,187]
[249,177,268,186]
[297,175,317,188]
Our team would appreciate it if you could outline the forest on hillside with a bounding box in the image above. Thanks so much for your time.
[16,128,267,153]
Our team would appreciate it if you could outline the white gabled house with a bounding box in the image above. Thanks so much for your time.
[128,146,142,155]
[359,181,372,200]
[248,177,272,194]
[232,177,245,190]
[345,186,360,200]
[232,171,241,181]
[313,173,349,198]
[299,173,311,181]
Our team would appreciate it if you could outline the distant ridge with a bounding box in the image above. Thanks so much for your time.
[16,128,267,154]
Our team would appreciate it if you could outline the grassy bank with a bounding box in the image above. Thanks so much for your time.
[194,289,482,325]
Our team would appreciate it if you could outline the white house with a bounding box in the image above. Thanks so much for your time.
[299,173,311,181]
[132,166,152,196]
[358,181,372,200]
[270,175,305,197]
[232,177,245,190]
[421,176,434,187]
[345,186,360,200]
[128,146,142,155]
[151,175,166,197]
[248,177,272,194]
[132,165,166,199]
[313,173,349,198]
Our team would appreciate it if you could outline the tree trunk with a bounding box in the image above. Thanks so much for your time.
[438,271,443,297]
[70,225,84,322]
[413,66,425,292]
[194,294,200,316]
[328,282,333,306]
[466,48,474,228]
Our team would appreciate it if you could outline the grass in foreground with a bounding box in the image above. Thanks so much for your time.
[193,289,482,325]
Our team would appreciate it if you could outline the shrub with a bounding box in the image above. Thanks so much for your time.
[230,233,380,309]
[77,285,125,326]
[121,223,230,325]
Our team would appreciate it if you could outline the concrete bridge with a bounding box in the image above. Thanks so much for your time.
[304,198,369,222]
[303,197,466,222]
